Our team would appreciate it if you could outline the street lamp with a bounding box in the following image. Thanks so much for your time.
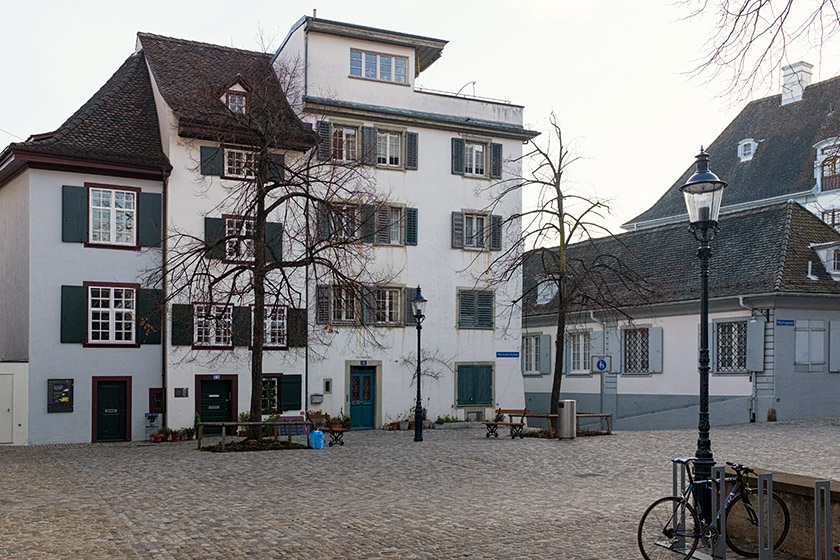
[411,286,428,442]
[680,148,727,521]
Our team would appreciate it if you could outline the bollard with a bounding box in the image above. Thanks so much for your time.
[757,473,774,560]
[815,480,831,560]
[711,466,726,559]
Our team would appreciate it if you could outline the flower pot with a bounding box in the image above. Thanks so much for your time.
[389,422,399,431]
[398,421,409,430]
[150,433,165,443]
[408,421,416,430]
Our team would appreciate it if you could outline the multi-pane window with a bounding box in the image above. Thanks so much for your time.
[349,49,408,84]
[89,188,136,245]
[331,286,356,323]
[262,376,280,414]
[227,92,246,114]
[376,205,403,245]
[570,332,590,373]
[523,335,541,373]
[194,304,233,347]
[795,320,826,369]
[717,321,747,372]
[377,131,401,167]
[834,249,840,272]
[375,288,401,324]
[624,328,649,373]
[332,126,357,161]
[224,216,255,261]
[822,209,840,231]
[822,156,840,191]
[264,305,287,347]
[464,213,487,248]
[88,286,135,344]
[465,142,485,176]
[224,148,255,178]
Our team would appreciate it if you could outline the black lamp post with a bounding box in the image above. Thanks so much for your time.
[680,148,727,521]
[411,286,428,442]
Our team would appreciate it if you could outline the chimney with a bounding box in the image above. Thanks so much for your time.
[781,61,813,105]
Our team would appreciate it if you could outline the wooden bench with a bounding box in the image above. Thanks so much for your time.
[482,408,529,439]
[576,412,612,434]
[308,412,349,447]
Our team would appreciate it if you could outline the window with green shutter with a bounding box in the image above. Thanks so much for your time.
[457,289,494,329]
[456,364,493,406]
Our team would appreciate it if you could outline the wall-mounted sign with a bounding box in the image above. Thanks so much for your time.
[212,374,221,380]
[47,379,74,413]
[496,352,520,358]
[174,387,189,398]
[776,319,795,326]
[591,355,612,373]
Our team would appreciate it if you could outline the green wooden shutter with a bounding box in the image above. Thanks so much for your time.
[200,146,223,176]
[204,217,225,259]
[60,285,86,343]
[489,214,502,251]
[266,153,285,183]
[280,374,302,411]
[490,142,503,179]
[458,290,476,328]
[62,185,86,243]
[539,334,552,374]
[476,291,494,329]
[138,192,162,248]
[404,207,418,246]
[457,365,473,405]
[405,132,418,170]
[316,121,331,160]
[138,288,163,345]
[362,126,377,165]
[451,212,464,249]
[316,202,332,241]
[404,286,417,326]
[265,222,283,263]
[171,304,194,346]
[375,206,390,244]
[315,285,330,324]
[451,138,465,175]
[475,365,493,405]
[648,327,663,373]
[361,286,377,325]
[360,205,376,243]
[287,308,308,347]
[232,306,251,347]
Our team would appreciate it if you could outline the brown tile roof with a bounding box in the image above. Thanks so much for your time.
[138,32,315,150]
[628,75,840,226]
[8,50,170,171]
[526,202,840,318]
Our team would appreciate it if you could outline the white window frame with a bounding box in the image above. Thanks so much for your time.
[822,209,840,231]
[331,286,357,323]
[536,278,558,305]
[89,187,137,246]
[261,375,281,414]
[384,205,403,245]
[464,213,487,248]
[88,285,136,344]
[795,319,826,370]
[224,148,256,179]
[331,126,358,162]
[263,305,287,348]
[523,335,541,374]
[375,287,401,324]
[376,130,401,167]
[227,92,246,114]
[464,142,486,176]
[834,249,840,273]
[569,332,591,373]
[193,303,233,347]
[623,328,649,374]
[224,216,255,262]
[349,49,408,84]
[716,320,748,373]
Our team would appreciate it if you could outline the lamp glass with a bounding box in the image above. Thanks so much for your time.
[411,287,427,318]
[681,184,725,224]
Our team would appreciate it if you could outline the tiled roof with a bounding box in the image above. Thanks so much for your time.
[526,202,840,318]
[9,50,170,170]
[628,75,840,226]
[138,32,315,150]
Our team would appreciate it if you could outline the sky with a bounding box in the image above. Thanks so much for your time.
[3,0,840,231]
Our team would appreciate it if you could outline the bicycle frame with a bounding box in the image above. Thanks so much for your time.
[679,463,755,530]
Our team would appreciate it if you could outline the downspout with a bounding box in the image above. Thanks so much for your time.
[161,169,169,429]
[738,296,759,423]
[589,311,606,413]
[304,164,310,417]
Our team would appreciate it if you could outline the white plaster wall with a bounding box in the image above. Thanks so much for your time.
[0,362,29,445]
[26,169,164,444]
[0,172,30,360]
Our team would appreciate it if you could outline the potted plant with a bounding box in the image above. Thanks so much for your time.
[160,426,173,441]
[238,411,250,436]
[181,427,194,441]
[150,429,166,443]
[333,411,351,429]
[193,412,201,437]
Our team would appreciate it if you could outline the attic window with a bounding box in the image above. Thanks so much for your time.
[227,92,246,114]
[738,139,757,162]
[813,138,840,192]
[536,278,559,305]
[810,242,840,281]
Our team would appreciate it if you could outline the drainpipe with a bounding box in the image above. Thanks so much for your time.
[589,311,606,413]
[161,169,170,429]
[738,296,759,423]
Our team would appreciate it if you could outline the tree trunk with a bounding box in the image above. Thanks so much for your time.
[249,179,268,440]
[549,300,566,437]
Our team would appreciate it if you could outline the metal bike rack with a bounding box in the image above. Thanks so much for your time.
[673,460,689,552]
[815,480,832,560]
[757,473,774,560]
[711,466,727,559]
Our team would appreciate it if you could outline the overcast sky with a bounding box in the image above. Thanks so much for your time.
[4,1,839,230]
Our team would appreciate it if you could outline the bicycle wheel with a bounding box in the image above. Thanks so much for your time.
[638,497,700,560]
[725,489,790,557]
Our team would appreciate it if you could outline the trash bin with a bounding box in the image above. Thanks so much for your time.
[558,400,576,440]
[308,429,325,449]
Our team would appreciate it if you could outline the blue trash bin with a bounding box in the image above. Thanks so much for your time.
[308,429,325,449]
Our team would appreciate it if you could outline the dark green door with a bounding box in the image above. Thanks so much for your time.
[96,380,127,442]
[349,367,375,430]
[200,380,231,435]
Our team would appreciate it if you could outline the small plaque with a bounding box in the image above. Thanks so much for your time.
[48,379,74,413]
[174,387,189,398]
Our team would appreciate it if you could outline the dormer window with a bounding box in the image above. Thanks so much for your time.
[349,49,408,84]
[810,241,840,281]
[822,156,840,191]
[738,139,758,162]
[813,138,840,192]
[227,92,246,114]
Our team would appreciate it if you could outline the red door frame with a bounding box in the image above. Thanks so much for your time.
[91,376,132,442]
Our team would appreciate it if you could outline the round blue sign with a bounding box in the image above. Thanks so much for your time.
[596,359,607,371]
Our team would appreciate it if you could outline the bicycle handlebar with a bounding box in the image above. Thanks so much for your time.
[725,461,754,474]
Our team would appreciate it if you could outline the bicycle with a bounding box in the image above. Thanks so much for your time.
[638,458,790,559]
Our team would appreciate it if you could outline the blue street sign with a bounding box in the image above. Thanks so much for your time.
[360,360,367,365]
[776,319,794,326]
[213,374,220,380]
[496,352,520,358]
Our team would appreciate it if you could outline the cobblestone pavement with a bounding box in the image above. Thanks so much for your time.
[2,417,839,559]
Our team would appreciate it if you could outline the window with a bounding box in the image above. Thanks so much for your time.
[452,212,501,251]
[194,304,233,347]
[375,288,401,324]
[332,126,358,161]
[331,286,356,323]
[737,138,757,162]
[227,92,246,114]
[795,320,825,369]
[464,213,487,248]
[349,49,408,84]
[88,285,136,344]
[377,131,401,167]
[261,374,302,414]
[262,376,280,414]
[89,187,136,246]
[224,148,255,179]
[320,203,412,245]
[536,279,558,305]
[376,205,403,245]
[523,335,541,374]
[823,156,840,191]
[623,328,649,373]
[465,142,485,176]
[458,289,494,329]
[224,216,255,262]
[822,209,840,231]
[834,249,840,273]
[456,364,493,406]
[570,332,591,373]
[717,321,747,372]
[264,305,287,348]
